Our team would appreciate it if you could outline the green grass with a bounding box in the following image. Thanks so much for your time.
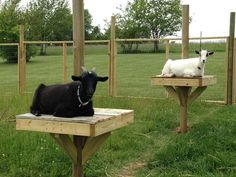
[0,95,235,177]
[0,43,235,177]
[0,43,228,101]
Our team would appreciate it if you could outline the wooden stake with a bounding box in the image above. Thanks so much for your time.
[18,25,26,95]
[182,5,189,59]
[109,16,117,96]
[73,0,84,76]
[226,12,235,105]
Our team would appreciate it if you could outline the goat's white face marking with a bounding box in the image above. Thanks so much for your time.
[200,50,208,63]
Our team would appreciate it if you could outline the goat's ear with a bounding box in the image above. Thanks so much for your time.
[208,51,214,56]
[72,75,82,81]
[195,50,200,55]
[97,76,108,82]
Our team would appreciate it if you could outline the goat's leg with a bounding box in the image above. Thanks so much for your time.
[164,73,175,77]
[183,70,195,77]
[81,108,94,116]
[30,84,45,116]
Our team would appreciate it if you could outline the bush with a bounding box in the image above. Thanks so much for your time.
[0,27,37,63]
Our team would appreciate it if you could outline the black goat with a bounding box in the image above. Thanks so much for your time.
[30,67,108,117]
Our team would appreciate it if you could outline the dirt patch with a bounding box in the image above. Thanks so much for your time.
[117,161,147,177]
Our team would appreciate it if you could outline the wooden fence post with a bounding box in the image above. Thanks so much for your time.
[18,25,26,95]
[225,37,229,104]
[233,38,236,103]
[182,5,189,59]
[63,42,68,83]
[226,12,235,105]
[109,16,117,96]
[165,39,170,60]
[73,0,84,76]
[165,39,170,98]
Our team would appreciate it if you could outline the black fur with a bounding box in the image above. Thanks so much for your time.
[30,70,108,117]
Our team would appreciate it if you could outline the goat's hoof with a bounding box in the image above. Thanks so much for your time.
[31,110,41,116]
[156,74,162,77]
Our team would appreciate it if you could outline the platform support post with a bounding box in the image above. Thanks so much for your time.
[73,136,86,177]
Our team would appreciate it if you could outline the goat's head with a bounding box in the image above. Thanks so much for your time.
[71,67,108,98]
[195,50,214,63]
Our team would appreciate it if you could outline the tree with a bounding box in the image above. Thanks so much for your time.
[115,0,182,52]
[0,0,36,63]
[24,0,72,55]
[84,10,106,40]
[90,26,105,40]
[146,0,182,51]
[84,9,93,40]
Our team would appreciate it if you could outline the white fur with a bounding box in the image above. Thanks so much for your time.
[160,50,213,77]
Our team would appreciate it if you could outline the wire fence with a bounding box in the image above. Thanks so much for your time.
[0,39,229,102]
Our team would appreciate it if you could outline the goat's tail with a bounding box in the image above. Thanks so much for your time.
[161,59,172,76]
[30,84,45,116]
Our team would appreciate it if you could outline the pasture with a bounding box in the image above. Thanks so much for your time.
[0,43,235,177]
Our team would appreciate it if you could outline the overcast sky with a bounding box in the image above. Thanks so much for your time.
[3,0,236,37]
[83,0,236,37]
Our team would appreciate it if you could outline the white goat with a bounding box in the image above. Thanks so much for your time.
[160,50,214,77]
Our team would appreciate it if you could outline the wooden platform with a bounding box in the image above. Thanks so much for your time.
[151,75,216,87]
[151,75,216,133]
[16,108,134,177]
[16,108,134,137]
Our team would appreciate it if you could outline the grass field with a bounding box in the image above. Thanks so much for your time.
[0,42,228,101]
[0,42,235,177]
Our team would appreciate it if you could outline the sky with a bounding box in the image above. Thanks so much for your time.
[82,0,236,37]
[2,0,236,37]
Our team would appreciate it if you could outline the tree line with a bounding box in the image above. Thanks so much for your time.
[0,0,181,63]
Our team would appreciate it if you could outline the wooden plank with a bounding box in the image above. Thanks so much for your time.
[16,109,133,124]
[151,75,216,87]
[115,36,227,42]
[23,40,109,44]
[50,134,77,164]
[0,43,18,46]
[164,86,179,104]
[24,41,73,44]
[93,111,134,136]
[16,108,134,136]
[16,113,111,124]
[188,86,207,105]
[16,119,91,136]
[200,76,217,86]
[82,132,111,164]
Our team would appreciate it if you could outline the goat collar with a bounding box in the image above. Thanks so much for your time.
[77,85,91,107]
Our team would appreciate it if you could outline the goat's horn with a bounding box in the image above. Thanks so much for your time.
[81,66,87,72]
[91,67,96,72]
